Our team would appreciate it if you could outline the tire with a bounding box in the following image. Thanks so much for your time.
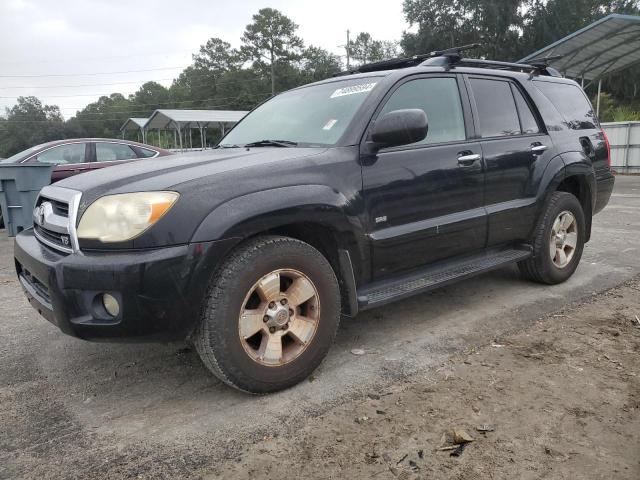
[518,191,585,285]
[194,235,341,394]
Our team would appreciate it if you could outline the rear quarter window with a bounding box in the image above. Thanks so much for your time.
[534,82,597,130]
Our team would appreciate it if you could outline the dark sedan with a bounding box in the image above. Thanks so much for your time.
[0,138,172,182]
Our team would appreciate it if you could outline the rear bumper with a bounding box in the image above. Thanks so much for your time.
[14,229,236,341]
[594,169,615,214]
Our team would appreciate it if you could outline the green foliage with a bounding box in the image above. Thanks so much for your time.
[2,3,640,158]
[301,46,343,82]
[240,8,304,94]
[595,93,640,121]
[349,32,399,64]
[402,0,523,60]
[0,96,65,156]
[612,107,640,121]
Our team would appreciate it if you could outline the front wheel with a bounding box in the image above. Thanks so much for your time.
[518,191,585,284]
[194,236,341,393]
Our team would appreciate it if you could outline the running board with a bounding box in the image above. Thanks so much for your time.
[358,246,531,309]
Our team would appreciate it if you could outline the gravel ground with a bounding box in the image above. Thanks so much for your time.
[0,176,639,479]
[216,277,640,480]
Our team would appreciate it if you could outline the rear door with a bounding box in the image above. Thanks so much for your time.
[466,75,556,246]
[92,141,140,171]
[362,74,486,279]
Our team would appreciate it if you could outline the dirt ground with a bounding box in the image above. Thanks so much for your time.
[216,278,640,480]
[1,176,639,479]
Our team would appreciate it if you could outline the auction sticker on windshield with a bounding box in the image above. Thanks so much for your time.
[330,82,377,98]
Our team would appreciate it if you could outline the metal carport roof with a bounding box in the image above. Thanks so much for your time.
[144,109,248,130]
[119,117,149,142]
[520,14,640,81]
[119,117,149,132]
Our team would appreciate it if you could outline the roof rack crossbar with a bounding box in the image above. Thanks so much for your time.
[332,45,562,77]
[333,43,481,76]
[422,56,563,77]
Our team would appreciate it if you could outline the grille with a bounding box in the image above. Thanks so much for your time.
[37,196,69,217]
[32,188,76,253]
[34,224,72,251]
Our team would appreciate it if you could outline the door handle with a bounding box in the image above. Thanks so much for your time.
[457,153,481,166]
[531,144,548,155]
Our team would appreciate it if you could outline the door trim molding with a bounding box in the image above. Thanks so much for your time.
[368,206,487,242]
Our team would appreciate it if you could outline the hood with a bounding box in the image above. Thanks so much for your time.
[56,147,326,199]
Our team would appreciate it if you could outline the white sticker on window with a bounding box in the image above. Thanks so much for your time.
[323,119,338,130]
[330,82,377,98]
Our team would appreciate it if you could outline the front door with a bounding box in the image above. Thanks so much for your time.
[362,75,486,279]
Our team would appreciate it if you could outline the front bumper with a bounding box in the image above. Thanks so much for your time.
[14,228,236,341]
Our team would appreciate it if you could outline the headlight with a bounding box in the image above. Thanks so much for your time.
[77,191,179,242]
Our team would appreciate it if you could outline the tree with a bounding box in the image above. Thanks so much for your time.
[241,8,304,94]
[193,37,241,74]
[74,92,134,138]
[0,96,65,157]
[401,0,523,60]
[349,32,398,64]
[301,46,343,81]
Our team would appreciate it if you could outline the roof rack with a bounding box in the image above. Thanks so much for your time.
[333,44,562,78]
[332,43,481,76]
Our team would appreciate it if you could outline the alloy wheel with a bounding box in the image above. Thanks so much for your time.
[549,210,578,268]
[238,269,320,366]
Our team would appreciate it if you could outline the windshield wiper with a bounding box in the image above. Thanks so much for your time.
[244,139,298,148]
[216,144,240,149]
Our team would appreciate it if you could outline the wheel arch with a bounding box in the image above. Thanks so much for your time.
[536,153,595,243]
[556,174,593,242]
[191,185,367,317]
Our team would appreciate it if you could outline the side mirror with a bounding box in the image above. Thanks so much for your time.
[370,109,428,149]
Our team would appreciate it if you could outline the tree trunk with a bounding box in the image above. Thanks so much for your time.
[270,48,275,95]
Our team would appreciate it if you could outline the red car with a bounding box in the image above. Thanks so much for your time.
[0,138,172,182]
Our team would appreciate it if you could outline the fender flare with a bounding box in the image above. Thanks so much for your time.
[190,185,368,288]
[191,184,363,242]
[534,152,595,241]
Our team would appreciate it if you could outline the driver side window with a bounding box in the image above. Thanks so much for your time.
[379,77,466,146]
[35,143,86,165]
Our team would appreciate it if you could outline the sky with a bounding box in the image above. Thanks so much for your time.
[0,0,411,119]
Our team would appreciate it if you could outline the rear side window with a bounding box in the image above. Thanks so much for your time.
[379,77,466,145]
[36,143,86,165]
[512,86,540,134]
[469,78,520,137]
[535,82,597,130]
[136,147,157,158]
[95,143,138,161]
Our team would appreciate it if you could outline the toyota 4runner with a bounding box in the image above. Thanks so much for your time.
[14,49,614,393]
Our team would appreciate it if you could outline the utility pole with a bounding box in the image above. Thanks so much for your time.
[346,29,350,70]
[339,30,351,70]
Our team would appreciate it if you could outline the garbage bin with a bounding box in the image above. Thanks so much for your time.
[0,164,53,237]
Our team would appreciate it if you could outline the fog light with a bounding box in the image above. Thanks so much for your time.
[102,293,120,317]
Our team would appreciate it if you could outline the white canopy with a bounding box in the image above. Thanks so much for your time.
[120,117,149,131]
[144,109,248,130]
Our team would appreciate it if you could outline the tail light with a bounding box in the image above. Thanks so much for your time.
[602,129,611,168]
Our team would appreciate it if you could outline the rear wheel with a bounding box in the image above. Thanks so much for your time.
[518,191,585,284]
[194,236,340,393]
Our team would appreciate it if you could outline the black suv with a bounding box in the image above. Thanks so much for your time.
[14,52,614,393]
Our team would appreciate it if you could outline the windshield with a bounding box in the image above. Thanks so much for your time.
[220,77,381,147]
[0,144,44,164]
